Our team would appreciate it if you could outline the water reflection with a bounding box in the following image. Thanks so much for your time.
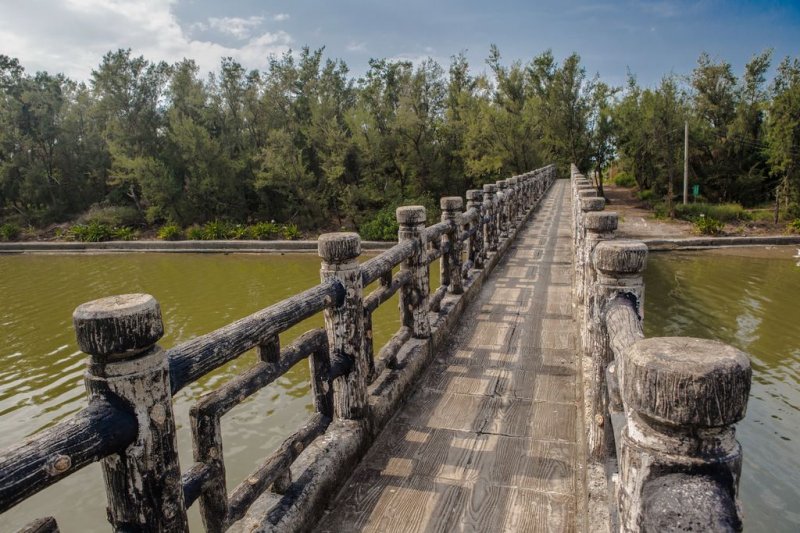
[0,253,439,531]
[643,247,800,531]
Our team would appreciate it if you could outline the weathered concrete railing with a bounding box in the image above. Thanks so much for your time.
[0,165,556,532]
[571,165,751,532]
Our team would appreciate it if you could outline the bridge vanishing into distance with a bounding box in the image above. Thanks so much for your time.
[0,166,751,532]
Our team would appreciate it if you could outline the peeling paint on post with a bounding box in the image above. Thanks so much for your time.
[74,294,188,531]
[318,233,368,420]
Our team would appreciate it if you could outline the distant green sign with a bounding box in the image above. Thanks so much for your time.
[692,184,700,197]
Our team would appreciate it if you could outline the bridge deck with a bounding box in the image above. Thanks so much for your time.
[317,181,579,532]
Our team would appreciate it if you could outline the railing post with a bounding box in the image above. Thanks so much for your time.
[507,177,519,228]
[440,197,464,295]
[576,195,606,311]
[74,294,188,531]
[482,184,498,252]
[497,180,509,239]
[617,337,751,532]
[574,180,594,251]
[318,232,368,420]
[396,206,431,338]
[466,189,485,269]
[583,217,632,461]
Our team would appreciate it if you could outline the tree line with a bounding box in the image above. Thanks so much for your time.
[1,46,798,238]
[614,50,800,221]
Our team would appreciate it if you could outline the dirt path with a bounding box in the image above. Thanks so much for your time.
[602,185,693,240]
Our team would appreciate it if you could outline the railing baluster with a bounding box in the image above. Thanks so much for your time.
[441,197,464,295]
[74,294,188,531]
[466,190,484,269]
[482,184,498,253]
[396,207,431,339]
[318,233,368,420]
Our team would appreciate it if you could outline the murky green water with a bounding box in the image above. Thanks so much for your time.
[0,248,797,531]
[0,253,439,532]
[643,246,800,532]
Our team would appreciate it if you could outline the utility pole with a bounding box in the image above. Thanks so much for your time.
[683,120,689,204]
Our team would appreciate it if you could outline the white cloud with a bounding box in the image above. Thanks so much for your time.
[0,0,292,80]
[208,16,265,40]
[273,13,290,22]
[346,41,366,52]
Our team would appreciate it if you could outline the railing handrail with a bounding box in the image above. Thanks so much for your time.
[570,165,751,533]
[0,165,557,531]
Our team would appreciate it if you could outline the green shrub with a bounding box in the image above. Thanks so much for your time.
[202,220,233,240]
[0,222,21,241]
[637,189,655,202]
[789,219,800,233]
[359,209,399,241]
[653,203,669,220]
[158,223,183,241]
[613,172,636,188]
[112,227,136,241]
[694,215,725,235]
[784,203,800,221]
[675,203,749,223]
[749,209,774,222]
[70,221,115,242]
[228,224,251,240]
[186,225,204,240]
[249,221,280,240]
[78,205,142,227]
[281,223,301,240]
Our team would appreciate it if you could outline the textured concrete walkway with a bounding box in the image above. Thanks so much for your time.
[317,181,579,532]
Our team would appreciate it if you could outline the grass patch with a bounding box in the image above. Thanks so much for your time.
[674,202,750,223]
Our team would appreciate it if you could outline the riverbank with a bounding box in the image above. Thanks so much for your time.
[605,183,800,244]
[0,239,394,254]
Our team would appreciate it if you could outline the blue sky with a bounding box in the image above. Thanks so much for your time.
[1,0,798,87]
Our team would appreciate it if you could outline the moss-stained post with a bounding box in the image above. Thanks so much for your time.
[482,184,498,252]
[74,294,188,531]
[397,206,431,338]
[318,232,368,420]
[466,189,485,268]
[618,337,751,532]
[441,197,464,295]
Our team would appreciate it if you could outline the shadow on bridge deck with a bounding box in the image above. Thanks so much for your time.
[316,181,581,532]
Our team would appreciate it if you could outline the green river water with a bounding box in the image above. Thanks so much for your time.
[0,248,797,531]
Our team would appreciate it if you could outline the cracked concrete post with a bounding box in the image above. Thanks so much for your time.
[617,337,751,532]
[396,206,431,339]
[466,190,485,269]
[588,240,647,461]
[482,184,498,252]
[319,232,368,420]
[496,179,509,239]
[441,197,464,295]
[74,294,188,531]
[576,195,607,310]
